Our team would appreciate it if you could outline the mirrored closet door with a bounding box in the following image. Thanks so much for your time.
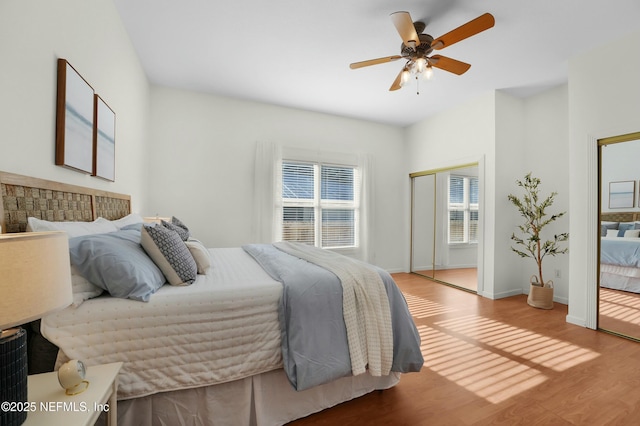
[599,132,640,340]
[410,164,479,292]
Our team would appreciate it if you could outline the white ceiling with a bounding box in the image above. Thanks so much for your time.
[113,0,640,127]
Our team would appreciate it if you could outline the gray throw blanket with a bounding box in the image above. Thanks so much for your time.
[243,243,423,391]
[274,241,393,377]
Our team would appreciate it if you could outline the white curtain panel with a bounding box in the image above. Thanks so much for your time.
[252,141,282,243]
[357,153,374,263]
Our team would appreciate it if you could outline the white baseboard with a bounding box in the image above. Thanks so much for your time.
[565,315,586,327]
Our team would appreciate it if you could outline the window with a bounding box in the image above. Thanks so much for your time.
[448,175,479,244]
[281,161,358,249]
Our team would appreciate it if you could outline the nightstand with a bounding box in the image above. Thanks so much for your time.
[23,362,122,426]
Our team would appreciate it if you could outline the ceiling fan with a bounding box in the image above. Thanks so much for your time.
[350,11,495,92]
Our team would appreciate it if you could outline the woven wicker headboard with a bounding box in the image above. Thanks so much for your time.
[0,171,131,233]
[601,211,640,223]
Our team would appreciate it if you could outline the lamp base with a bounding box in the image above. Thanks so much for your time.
[0,327,28,426]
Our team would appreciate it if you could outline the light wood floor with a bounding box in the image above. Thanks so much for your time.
[289,273,640,425]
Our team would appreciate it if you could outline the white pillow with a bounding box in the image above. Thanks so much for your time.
[185,238,212,274]
[108,213,144,229]
[27,217,118,238]
[606,229,620,237]
[624,229,640,238]
[70,265,103,307]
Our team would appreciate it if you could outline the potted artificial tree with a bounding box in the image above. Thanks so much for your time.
[508,173,569,309]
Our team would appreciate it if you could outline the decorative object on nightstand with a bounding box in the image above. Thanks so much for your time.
[0,231,73,426]
[57,359,89,395]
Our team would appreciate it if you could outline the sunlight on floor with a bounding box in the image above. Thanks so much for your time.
[418,325,547,404]
[600,289,640,324]
[416,310,601,404]
[435,315,600,372]
[403,293,458,318]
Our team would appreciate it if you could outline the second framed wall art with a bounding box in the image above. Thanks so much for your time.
[93,95,116,181]
[55,58,116,181]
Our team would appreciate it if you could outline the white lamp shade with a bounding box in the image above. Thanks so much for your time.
[0,231,72,330]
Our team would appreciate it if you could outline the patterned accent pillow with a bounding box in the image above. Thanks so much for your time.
[141,224,197,286]
[161,216,190,241]
[161,220,189,241]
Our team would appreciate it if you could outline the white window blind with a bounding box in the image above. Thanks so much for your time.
[448,175,479,244]
[281,161,358,249]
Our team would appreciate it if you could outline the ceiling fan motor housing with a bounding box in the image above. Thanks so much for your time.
[401,33,434,60]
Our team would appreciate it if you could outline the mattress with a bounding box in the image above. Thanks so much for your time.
[41,248,284,399]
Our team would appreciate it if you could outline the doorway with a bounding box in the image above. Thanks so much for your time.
[410,163,479,292]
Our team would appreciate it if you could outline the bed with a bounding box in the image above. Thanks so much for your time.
[600,211,640,293]
[0,171,424,426]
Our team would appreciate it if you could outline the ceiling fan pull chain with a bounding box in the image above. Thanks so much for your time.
[416,75,420,95]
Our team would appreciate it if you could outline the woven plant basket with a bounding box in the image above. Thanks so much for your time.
[527,275,554,309]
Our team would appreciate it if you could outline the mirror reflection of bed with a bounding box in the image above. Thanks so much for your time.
[599,133,640,341]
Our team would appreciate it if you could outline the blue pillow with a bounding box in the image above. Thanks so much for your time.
[618,223,635,237]
[69,229,166,302]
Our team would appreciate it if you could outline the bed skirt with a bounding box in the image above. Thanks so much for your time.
[116,368,400,426]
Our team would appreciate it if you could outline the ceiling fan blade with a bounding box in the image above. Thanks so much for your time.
[350,55,403,69]
[389,69,404,91]
[390,11,420,47]
[432,13,495,50]
[429,55,471,75]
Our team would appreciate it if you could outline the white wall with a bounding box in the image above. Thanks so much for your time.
[568,29,640,327]
[0,0,150,212]
[519,84,571,303]
[493,91,527,299]
[146,86,406,271]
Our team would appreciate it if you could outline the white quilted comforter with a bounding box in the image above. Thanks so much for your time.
[41,248,283,400]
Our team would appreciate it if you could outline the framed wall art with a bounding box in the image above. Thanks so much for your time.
[55,59,95,174]
[93,95,116,181]
[608,180,635,209]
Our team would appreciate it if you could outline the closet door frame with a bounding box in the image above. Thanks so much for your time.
[410,161,482,293]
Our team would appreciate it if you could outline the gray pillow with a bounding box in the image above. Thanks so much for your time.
[141,224,197,286]
[161,220,189,241]
[68,229,166,302]
[601,222,619,236]
[158,216,190,241]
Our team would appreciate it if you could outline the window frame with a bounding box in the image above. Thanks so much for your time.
[280,159,360,250]
[448,174,479,245]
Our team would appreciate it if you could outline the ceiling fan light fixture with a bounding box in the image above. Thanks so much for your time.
[415,57,427,74]
[423,65,434,80]
[400,67,411,87]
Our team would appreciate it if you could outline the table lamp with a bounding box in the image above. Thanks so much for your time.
[0,231,73,426]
